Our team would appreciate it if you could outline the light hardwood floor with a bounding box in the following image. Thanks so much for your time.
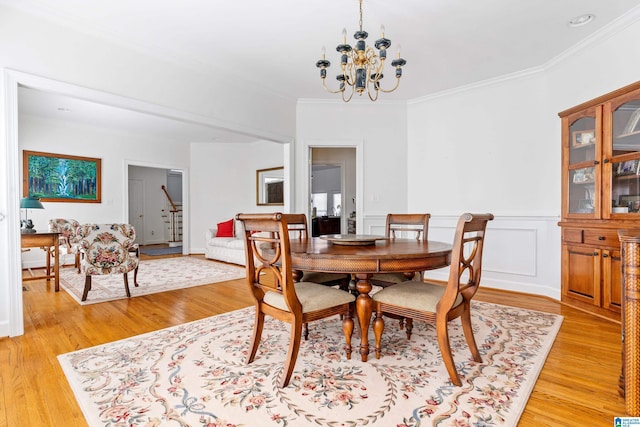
[1,254,626,426]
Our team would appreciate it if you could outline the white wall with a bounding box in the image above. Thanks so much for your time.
[295,101,408,228]
[18,115,191,268]
[406,19,640,299]
[189,140,286,253]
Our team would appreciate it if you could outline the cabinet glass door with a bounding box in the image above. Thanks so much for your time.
[610,97,640,214]
[568,115,597,215]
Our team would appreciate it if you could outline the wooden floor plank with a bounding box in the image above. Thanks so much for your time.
[0,255,626,426]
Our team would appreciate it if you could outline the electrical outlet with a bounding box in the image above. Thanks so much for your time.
[151,230,155,236]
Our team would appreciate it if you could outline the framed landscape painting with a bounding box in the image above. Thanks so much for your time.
[23,150,101,203]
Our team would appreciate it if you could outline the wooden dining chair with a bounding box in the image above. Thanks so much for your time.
[236,213,356,388]
[285,213,351,289]
[372,213,494,386]
[370,213,431,287]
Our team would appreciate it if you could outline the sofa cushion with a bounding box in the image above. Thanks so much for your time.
[225,238,246,250]
[216,219,235,237]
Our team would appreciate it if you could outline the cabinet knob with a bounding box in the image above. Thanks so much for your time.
[598,236,605,240]
[593,160,600,165]
[603,253,609,258]
[603,158,610,164]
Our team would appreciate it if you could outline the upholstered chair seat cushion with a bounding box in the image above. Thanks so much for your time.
[372,281,463,313]
[264,281,355,313]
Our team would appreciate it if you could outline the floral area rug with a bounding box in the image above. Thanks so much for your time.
[59,257,245,305]
[58,301,562,426]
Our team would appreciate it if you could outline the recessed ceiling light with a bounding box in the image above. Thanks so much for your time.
[568,14,595,27]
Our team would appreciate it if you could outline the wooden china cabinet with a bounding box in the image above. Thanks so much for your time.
[559,80,640,321]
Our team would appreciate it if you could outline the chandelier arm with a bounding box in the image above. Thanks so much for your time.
[342,86,355,102]
[321,78,346,94]
[343,58,357,87]
[367,86,379,102]
[376,77,402,93]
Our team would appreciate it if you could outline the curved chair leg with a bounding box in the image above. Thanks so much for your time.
[460,306,482,362]
[342,310,354,360]
[373,311,385,359]
[247,310,265,364]
[81,276,92,301]
[436,316,461,386]
[280,320,303,388]
[123,273,131,297]
[134,266,139,287]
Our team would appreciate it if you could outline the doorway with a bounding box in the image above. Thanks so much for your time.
[310,148,356,235]
[128,165,184,247]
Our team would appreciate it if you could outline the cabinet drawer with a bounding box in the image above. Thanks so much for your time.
[583,229,620,247]
[563,228,583,244]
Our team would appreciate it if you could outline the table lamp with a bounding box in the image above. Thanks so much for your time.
[20,196,44,233]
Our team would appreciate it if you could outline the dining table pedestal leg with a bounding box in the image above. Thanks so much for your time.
[355,273,373,362]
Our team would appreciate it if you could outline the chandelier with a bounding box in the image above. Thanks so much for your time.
[315,0,406,102]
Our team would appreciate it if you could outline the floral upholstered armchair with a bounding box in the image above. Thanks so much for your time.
[48,218,82,271]
[77,223,140,302]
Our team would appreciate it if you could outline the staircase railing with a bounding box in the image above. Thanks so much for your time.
[161,185,182,245]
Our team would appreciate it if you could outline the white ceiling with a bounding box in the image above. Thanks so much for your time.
[14,0,640,141]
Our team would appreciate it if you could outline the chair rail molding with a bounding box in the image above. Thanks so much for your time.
[363,213,561,300]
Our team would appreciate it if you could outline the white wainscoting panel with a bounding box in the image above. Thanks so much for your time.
[362,213,561,300]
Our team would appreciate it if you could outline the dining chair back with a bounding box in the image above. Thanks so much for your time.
[372,212,494,386]
[385,213,431,240]
[371,213,431,287]
[77,223,140,301]
[284,213,351,289]
[236,212,355,387]
[284,213,308,240]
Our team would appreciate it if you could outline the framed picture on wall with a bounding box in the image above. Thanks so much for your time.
[23,150,101,203]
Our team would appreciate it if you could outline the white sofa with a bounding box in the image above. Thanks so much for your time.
[204,227,247,265]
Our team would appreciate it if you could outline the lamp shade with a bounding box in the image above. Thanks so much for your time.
[20,196,44,209]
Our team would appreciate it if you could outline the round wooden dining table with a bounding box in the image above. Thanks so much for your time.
[288,235,453,361]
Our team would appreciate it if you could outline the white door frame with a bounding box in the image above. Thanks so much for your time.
[128,178,146,245]
[301,140,363,234]
[124,160,190,251]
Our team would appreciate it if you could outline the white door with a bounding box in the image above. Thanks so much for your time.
[128,179,145,244]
